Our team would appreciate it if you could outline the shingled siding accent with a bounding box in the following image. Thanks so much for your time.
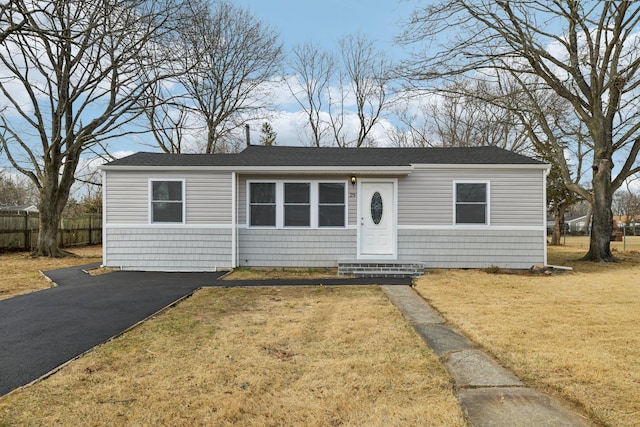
[397,229,545,269]
[105,171,232,224]
[237,228,356,267]
[398,168,544,226]
[105,227,232,271]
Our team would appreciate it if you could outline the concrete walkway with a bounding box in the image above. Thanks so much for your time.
[381,285,591,427]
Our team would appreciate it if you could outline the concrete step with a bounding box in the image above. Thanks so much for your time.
[338,261,425,278]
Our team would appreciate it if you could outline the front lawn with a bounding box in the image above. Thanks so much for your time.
[0,286,465,426]
[414,236,640,427]
[0,245,102,300]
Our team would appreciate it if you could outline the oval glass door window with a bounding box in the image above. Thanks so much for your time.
[370,191,383,224]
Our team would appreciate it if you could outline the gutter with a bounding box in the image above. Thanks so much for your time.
[99,165,415,175]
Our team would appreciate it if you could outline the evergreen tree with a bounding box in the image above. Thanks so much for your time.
[259,122,277,146]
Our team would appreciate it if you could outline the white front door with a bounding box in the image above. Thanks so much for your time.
[359,181,396,258]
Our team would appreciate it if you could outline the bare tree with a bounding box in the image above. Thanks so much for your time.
[544,152,581,245]
[141,79,191,154]
[400,1,640,262]
[0,170,37,206]
[387,90,438,147]
[337,33,391,147]
[0,0,28,43]
[424,81,530,152]
[289,34,393,147]
[288,42,335,147]
[613,189,640,227]
[0,0,183,257]
[151,0,283,154]
[389,81,531,152]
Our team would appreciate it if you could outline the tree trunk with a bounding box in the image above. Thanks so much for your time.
[582,159,615,262]
[550,203,567,246]
[32,177,74,258]
[206,120,216,154]
[33,207,67,257]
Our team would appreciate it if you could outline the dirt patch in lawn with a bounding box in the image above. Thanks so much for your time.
[84,266,119,276]
[0,245,102,300]
[0,286,465,426]
[415,238,640,427]
[223,267,344,280]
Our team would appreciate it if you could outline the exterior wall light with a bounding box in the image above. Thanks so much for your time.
[351,175,357,186]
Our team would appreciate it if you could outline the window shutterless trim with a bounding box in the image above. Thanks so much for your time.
[452,180,490,226]
[248,181,277,227]
[246,180,347,229]
[318,182,346,227]
[148,179,186,224]
[284,182,311,227]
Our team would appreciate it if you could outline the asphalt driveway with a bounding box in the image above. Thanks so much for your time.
[0,265,224,396]
[0,265,409,396]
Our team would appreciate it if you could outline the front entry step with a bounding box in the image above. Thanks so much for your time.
[338,261,425,278]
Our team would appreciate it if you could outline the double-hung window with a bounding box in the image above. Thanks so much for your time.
[248,181,346,228]
[151,180,184,223]
[284,183,311,227]
[455,182,488,225]
[250,182,276,226]
[318,183,345,227]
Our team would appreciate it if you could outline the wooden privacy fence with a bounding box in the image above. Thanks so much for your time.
[0,212,102,251]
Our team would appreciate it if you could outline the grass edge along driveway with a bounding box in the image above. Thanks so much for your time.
[0,286,466,427]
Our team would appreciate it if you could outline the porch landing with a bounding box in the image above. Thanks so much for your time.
[338,260,425,278]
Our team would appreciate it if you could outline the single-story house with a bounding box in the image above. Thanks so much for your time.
[0,205,38,213]
[100,145,549,272]
[546,214,589,235]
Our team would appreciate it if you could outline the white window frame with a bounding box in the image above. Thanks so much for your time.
[248,181,277,228]
[453,180,490,227]
[149,179,186,224]
[283,182,312,228]
[246,180,347,229]
[318,181,347,228]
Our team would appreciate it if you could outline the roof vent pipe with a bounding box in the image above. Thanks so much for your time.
[245,124,251,147]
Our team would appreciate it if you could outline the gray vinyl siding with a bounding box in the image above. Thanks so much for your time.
[398,229,545,269]
[238,228,356,267]
[105,171,232,224]
[104,227,231,271]
[103,166,545,271]
[397,168,544,226]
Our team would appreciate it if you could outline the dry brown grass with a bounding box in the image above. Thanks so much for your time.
[414,235,640,427]
[223,267,341,280]
[0,245,102,300]
[0,286,466,427]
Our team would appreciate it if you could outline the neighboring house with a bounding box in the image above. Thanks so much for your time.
[566,215,589,234]
[546,214,589,235]
[0,205,38,213]
[100,145,549,272]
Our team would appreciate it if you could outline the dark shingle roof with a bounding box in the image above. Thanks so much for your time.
[104,145,545,168]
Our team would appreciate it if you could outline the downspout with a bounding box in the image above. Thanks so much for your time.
[101,170,107,267]
[543,167,549,266]
[231,172,237,268]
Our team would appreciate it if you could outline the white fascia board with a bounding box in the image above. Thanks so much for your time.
[100,165,239,171]
[100,165,414,175]
[236,166,414,175]
[412,163,550,170]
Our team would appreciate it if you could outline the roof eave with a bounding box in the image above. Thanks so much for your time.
[412,163,549,170]
[100,165,415,174]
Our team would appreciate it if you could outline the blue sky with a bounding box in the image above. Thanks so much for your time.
[116,0,420,154]
[220,0,422,149]
[0,0,422,194]
[233,0,415,62]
